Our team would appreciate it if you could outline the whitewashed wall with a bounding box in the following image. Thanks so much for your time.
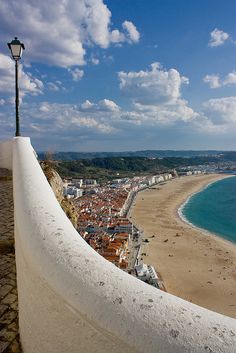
[1,137,236,353]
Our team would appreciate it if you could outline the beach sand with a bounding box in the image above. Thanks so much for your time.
[130,174,236,319]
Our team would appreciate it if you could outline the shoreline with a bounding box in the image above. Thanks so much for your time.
[177,175,236,248]
[130,174,236,318]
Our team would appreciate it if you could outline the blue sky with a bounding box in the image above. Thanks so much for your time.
[1,0,236,151]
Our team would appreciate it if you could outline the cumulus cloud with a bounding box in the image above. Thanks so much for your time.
[203,97,236,124]
[80,99,120,112]
[14,96,199,147]
[122,21,140,43]
[131,99,198,125]
[109,20,140,45]
[0,53,44,99]
[203,71,236,88]
[68,68,84,81]
[0,92,230,150]
[98,99,120,111]
[80,100,94,111]
[117,62,198,125]
[28,101,117,135]
[118,62,189,105]
[0,0,140,67]
[110,29,125,44]
[223,71,236,85]
[209,28,229,47]
[203,74,221,88]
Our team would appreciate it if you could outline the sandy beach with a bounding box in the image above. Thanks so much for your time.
[130,174,236,319]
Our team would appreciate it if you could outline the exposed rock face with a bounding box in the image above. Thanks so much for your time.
[40,161,63,203]
[40,162,77,227]
[60,198,77,228]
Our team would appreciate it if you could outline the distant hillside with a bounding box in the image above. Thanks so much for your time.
[38,149,230,161]
[50,155,224,181]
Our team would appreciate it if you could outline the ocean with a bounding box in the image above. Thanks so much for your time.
[180,176,236,244]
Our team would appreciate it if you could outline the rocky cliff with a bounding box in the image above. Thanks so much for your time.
[40,161,77,227]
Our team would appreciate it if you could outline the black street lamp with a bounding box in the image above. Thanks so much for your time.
[8,37,25,137]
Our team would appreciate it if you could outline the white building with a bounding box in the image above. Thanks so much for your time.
[135,263,158,286]
[84,179,97,185]
[63,186,83,198]
[72,178,83,188]
[147,176,156,186]
[155,175,165,183]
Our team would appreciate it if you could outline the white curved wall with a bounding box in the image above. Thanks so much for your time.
[1,137,235,353]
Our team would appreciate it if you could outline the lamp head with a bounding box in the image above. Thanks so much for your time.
[8,37,25,61]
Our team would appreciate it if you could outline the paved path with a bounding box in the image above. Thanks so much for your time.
[0,169,21,353]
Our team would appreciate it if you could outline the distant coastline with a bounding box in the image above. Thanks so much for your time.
[178,175,236,245]
[177,176,230,237]
[130,174,236,319]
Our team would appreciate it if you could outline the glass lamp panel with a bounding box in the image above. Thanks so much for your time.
[10,44,22,59]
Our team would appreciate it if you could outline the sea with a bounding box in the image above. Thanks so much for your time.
[180,175,236,245]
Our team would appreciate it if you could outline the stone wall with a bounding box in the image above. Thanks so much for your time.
[0,162,22,352]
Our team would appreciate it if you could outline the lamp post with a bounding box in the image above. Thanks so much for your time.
[8,37,25,137]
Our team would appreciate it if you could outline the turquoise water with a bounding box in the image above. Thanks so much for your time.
[181,176,236,244]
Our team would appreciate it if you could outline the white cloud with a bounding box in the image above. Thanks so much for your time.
[223,71,236,85]
[19,97,199,144]
[203,74,221,88]
[0,53,44,99]
[98,99,120,111]
[118,62,189,105]
[39,102,51,113]
[122,21,140,43]
[91,57,100,65]
[203,71,236,88]
[109,20,140,45]
[203,97,236,124]
[131,99,198,125]
[68,68,84,81]
[110,29,125,44]
[81,100,95,111]
[1,92,230,150]
[0,0,140,68]
[0,99,5,105]
[80,99,120,112]
[29,101,117,134]
[209,28,229,47]
[47,82,60,91]
[117,62,201,126]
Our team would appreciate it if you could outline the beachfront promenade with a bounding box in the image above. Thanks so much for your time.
[0,137,235,353]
